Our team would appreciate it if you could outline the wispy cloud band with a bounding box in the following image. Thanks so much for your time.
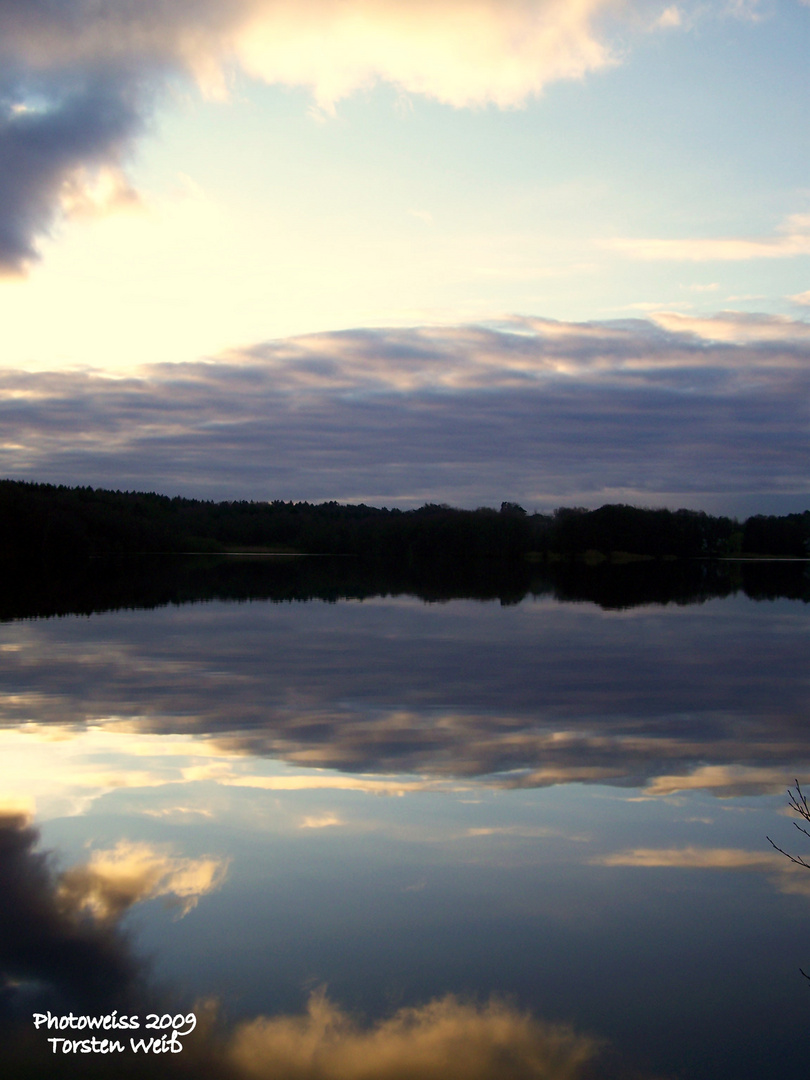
[605,213,810,262]
[1,315,808,511]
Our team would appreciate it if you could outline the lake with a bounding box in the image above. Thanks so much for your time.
[1,556,809,1079]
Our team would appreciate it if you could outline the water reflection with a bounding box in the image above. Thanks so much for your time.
[228,993,602,1080]
[0,567,808,795]
[0,812,142,1015]
[2,783,808,1079]
[2,561,809,1078]
[0,811,629,1079]
[0,553,808,622]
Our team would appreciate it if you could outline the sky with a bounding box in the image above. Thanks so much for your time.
[1,0,809,513]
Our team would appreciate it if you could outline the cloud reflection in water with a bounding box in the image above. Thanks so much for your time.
[0,813,628,1080]
[0,580,808,1078]
[0,589,807,798]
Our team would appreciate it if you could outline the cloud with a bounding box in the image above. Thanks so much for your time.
[643,764,795,797]
[464,826,570,839]
[0,811,647,1080]
[594,845,810,897]
[4,0,622,108]
[722,0,764,22]
[597,845,781,869]
[214,772,437,795]
[0,0,199,272]
[654,5,683,28]
[56,840,230,920]
[0,812,142,1012]
[300,812,343,828]
[234,0,619,112]
[0,0,642,275]
[58,163,141,219]
[229,989,602,1080]
[0,796,36,817]
[2,563,810,800]
[0,71,144,275]
[605,212,810,262]
[0,811,242,1076]
[1,314,810,511]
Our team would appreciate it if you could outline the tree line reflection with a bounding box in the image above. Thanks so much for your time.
[0,564,808,796]
[1,553,808,623]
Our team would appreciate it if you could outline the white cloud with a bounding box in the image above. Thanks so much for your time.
[229,990,602,1080]
[58,164,142,221]
[3,0,625,109]
[605,213,810,262]
[464,825,574,839]
[655,5,683,28]
[643,764,793,797]
[234,0,619,111]
[191,769,438,796]
[649,309,810,343]
[594,845,810,897]
[57,840,230,919]
[300,812,343,828]
[597,845,780,869]
[723,0,765,22]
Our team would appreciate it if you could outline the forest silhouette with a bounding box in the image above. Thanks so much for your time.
[1,480,808,565]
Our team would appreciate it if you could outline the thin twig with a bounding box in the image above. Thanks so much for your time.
[766,835,810,869]
[769,782,810,985]
[787,780,810,821]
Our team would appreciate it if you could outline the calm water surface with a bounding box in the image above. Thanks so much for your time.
[1,559,809,1079]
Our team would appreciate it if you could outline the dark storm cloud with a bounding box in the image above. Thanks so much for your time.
[0,75,150,269]
[1,317,809,512]
[0,813,141,1013]
[0,0,234,273]
[0,812,237,1078]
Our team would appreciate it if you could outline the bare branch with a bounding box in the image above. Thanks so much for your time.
[767,835,810,869]
[770,783,810,984]
[787,781,810,822]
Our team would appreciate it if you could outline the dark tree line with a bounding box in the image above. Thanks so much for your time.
[742,513,810,557]
[0,479,808,563]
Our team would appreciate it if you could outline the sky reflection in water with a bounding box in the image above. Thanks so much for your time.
[1,572,809,1079]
